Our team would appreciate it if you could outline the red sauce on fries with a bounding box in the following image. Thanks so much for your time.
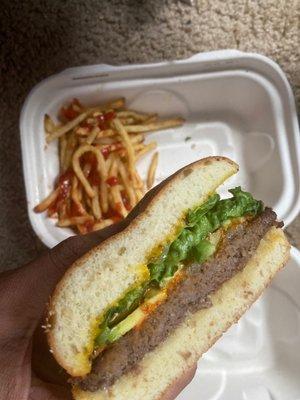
[35,97,183,234]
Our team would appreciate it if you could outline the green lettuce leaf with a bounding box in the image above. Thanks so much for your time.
[94,187,263,347]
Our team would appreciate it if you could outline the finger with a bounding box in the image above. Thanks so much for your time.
[0,221,127,337]
[32,323,69,387]
[30,376,72,400]
[160,363,198,400]
[0,184,156,333]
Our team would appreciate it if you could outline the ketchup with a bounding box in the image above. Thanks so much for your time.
[84,220,94,233]
[58,169,73,200]
[48,169,73,214]
[72,98,81,107]
[121,190,131,211]
[80,121,93,131]
[80,153,100,186]
[114,202,122,214]
[80,152,94,166]
[106,176,118,186]
[101,143,123,159]
[69,200,83,217]
[96,111,116,129]
[89,169,101,186]
[60,99,81,121]
[101,147,110,159]
[103,208,122,223]
[104,111,116,121]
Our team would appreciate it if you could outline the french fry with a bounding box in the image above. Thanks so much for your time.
[72,103,82,113]
[77,180,83,201]
[111,185,128,218]
[147,152,159,189]
[88,98,125,116]
[119,117,135,125]
[102,98,125,111]
[94,137,117,145]
[44,114,57,134]
[124,117,184,133]
[105,156,113,172]
[58,215,93,227]
[100,180,109,213]
[75,127,90,137]
[91,185,102,219]
[116,184,125,191]
[92,219,114,231]
[135,142,157,161]
[47,99,125,142]
[83,162,92,177]
[107,158,127,217]
[107,190,114,210]
[96,129,116,138]
[142,115,158,125]
[63,132,78,171]
[98,142,124,154]
[116,110,155,122]
[133,143,145,152]
[86,126,100,145]
[130,134,144,144]
[85,195,92,209]
[108,157,118,177]
[112,118,136,182]
[58,200,68,220]
[72,144,107,198]
[34,187,59,213]
[133,170,144,189]
[76,224,86,234]
[95,135,142,146]
[47,112,90,142]
[59,135,67,171]
[36,96,184,235]
[135,189,144,202]
[92,111,101,117]
[71,176,87,215]
[117,159,136,208]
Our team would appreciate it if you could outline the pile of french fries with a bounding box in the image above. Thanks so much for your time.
[34,97,184,234]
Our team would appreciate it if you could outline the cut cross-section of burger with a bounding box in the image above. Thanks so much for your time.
[46,156,290,400]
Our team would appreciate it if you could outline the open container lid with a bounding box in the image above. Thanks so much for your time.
[20,50,300,399]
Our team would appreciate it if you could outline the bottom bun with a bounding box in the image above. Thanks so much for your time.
[73,227,290,400]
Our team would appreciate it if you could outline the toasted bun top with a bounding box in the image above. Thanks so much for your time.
[47,157,238,376]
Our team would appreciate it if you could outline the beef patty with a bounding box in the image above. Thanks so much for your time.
[75,208,280,391]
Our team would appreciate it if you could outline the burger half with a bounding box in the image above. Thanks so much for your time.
[46,156,290,400]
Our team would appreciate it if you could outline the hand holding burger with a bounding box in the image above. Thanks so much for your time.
[0,220,197,400]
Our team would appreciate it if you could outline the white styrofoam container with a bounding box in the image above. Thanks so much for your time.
[20,50,300,399]
[20,50,300,248]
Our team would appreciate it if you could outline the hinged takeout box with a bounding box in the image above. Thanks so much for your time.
[20,50,300,399]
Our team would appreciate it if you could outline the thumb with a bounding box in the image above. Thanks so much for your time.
[0,220,127,339]
[0,175,167,337]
